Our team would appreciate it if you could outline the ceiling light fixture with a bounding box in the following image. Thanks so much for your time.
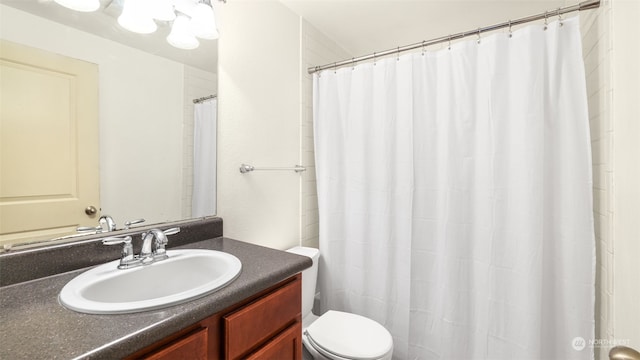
[118,0,158,34]
[52,0,221,50]
[53,0,100,12]
[190,2,219,40]
[150,0,177,22]
[167,13,200,50]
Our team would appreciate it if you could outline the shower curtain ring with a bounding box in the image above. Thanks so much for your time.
[508,20,513,38]
[544,11,549,30]
[351,58,356,70]
[421,40,426,55]
[476,28,481,44]
[373,52,377,66]
[396,47,400,61]
[448,35,452,50]
[333,62,337,74]
[557,8,564,26]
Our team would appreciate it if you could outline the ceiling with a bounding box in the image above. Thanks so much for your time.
[1,0,573,72]
[281,0,570,57]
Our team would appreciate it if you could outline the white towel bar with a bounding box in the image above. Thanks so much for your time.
[239,164,306,174]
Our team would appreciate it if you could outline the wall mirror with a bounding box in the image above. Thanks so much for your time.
[0,0,218,248]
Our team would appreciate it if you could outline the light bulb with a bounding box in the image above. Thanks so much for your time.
[168,14,199,50]
[118,0,157,34]
[54,0,100,12]
[150,0,176,22]
[190,3,218,40]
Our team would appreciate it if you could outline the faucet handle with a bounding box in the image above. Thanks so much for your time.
[77,225,102,233]
[102,236,132,246]
[103,236,135,269]
[163,227,180,236]
[124,218,145,229]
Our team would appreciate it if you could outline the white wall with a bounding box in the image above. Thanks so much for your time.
[217,1,301,250]
[1,5,216,227]
[216,1,350,250]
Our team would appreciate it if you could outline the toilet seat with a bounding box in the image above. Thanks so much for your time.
[304,332,354,360]
[305,310,393,360]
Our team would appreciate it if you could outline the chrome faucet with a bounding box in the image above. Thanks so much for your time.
[103,227,180,269]
[77,215,116,233]
[140,228,180,262]
[77,216,145,233]
[99,215,117,232]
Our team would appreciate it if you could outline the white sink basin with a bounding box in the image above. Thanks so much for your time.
[59,249,242,314]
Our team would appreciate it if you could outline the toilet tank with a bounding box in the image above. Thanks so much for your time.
[286,246,319,318]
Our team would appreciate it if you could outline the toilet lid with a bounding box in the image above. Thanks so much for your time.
[306,310,393,360]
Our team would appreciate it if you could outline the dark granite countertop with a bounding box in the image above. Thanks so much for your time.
[0,236,311,359]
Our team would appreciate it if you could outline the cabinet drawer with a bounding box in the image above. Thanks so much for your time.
[142,327,208,360]
[224,276,301,359]
[245,322,302,360]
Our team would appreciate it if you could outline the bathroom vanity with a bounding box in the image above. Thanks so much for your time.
[128,274,302,359]
[0,218,311,359]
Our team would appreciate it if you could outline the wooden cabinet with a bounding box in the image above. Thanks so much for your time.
[142,327,208,360]
[245,322,302,360]
[128,274,302,360]
[224,277,301,359]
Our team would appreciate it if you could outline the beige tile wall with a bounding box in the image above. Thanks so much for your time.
[300,20,351,249]
[610,0,640,350]
[581,2,614,359]
[571,3,640,354]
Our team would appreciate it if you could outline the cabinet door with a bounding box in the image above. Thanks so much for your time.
[245,322,302,360]
[142,327,208,360]
[224,276,301,359]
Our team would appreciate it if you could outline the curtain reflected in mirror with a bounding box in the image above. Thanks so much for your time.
[192,97,217,217]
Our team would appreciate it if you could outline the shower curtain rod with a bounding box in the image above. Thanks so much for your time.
[193,94,217,104]
[307,0,600,74]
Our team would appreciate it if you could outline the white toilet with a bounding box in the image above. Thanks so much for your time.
[287,246,394,360]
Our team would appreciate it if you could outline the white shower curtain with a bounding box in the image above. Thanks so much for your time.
[192,98,217,217]
[314,17,594,360]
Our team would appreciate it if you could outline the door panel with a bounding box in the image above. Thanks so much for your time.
[0,40,99,246]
